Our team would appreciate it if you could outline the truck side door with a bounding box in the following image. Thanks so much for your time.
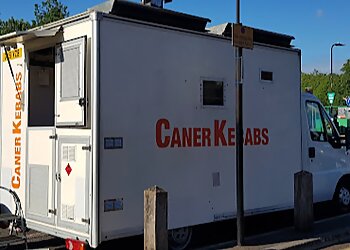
[305,101,347,202]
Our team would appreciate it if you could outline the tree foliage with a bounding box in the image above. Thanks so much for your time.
[302,61,350,107]
[0,18,31,35]
[33,0,69,27]
[0,0,68,36]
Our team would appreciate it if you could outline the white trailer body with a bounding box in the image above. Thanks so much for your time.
[98,16,302,238]
[0,1,349,248]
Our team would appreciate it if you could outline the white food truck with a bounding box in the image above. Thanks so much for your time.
[0,0,349,249]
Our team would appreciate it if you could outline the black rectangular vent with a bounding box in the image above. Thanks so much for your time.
[260,71,273,81]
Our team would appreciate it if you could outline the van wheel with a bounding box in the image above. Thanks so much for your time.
[168,227,192,250]
[334,181,350,212]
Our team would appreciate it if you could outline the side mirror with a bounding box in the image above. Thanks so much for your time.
[330,135,342,149]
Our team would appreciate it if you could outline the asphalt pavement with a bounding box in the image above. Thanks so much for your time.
[198,213,350,250]
[2,211,350,249]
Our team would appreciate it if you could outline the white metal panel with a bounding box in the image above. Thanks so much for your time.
[242,46,301,212]
[0,45,27,212]
[28,165,49,215]
[26,128,55,224]
[55,37,86,127]
[98,18,301,240]
[57,136,90,233]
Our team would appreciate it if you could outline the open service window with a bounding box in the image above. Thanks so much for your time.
[28,47,55,127]
[201,79,225,107]
[55,37,86,127]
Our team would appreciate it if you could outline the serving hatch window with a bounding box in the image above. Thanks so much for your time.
[202,80,224,106]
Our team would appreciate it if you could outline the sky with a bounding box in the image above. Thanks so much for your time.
[0,0,349,74]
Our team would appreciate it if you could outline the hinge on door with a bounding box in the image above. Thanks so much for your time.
[48,209,57,215]
[49,134,57,140]
[82,218,90,224]
[55,173,61,182]
[82,145,91,151]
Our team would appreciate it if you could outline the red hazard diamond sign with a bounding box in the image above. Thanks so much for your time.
[65,163,72,176]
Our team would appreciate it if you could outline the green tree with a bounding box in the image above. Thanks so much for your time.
[301,61,350,107]
[341,59,350,75]
[0,0,68,36]
[0,17,31,35]
[33,0,69,27]
[339,60,350,104]
[302,70,330,105]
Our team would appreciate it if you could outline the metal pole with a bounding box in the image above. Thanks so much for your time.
[330,44,334,115]
[235,0,244,246]
[331,44,334,89]
[329,43,345,110]
[236,0,240,24]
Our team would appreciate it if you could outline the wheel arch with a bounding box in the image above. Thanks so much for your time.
[333,174,350,200]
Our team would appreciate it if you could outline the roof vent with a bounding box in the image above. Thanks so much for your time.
[141,0,172,8]
[89,0,210,32]
[208,23,295,48]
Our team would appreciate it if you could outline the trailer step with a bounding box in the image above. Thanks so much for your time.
[0,234,27,247]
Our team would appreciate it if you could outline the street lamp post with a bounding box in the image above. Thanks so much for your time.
[330,42,345,89]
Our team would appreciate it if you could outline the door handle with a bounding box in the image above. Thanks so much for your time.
[308,147,315,158]
[49,134,57,140]
[79,98,86,107]
[48,209,56,215]
[82,218,90,224]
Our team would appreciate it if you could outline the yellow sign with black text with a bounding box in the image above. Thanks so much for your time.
[2,48,23,62]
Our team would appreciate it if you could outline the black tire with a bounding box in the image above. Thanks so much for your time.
[168,227,192,250]
[334,181,350,212]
